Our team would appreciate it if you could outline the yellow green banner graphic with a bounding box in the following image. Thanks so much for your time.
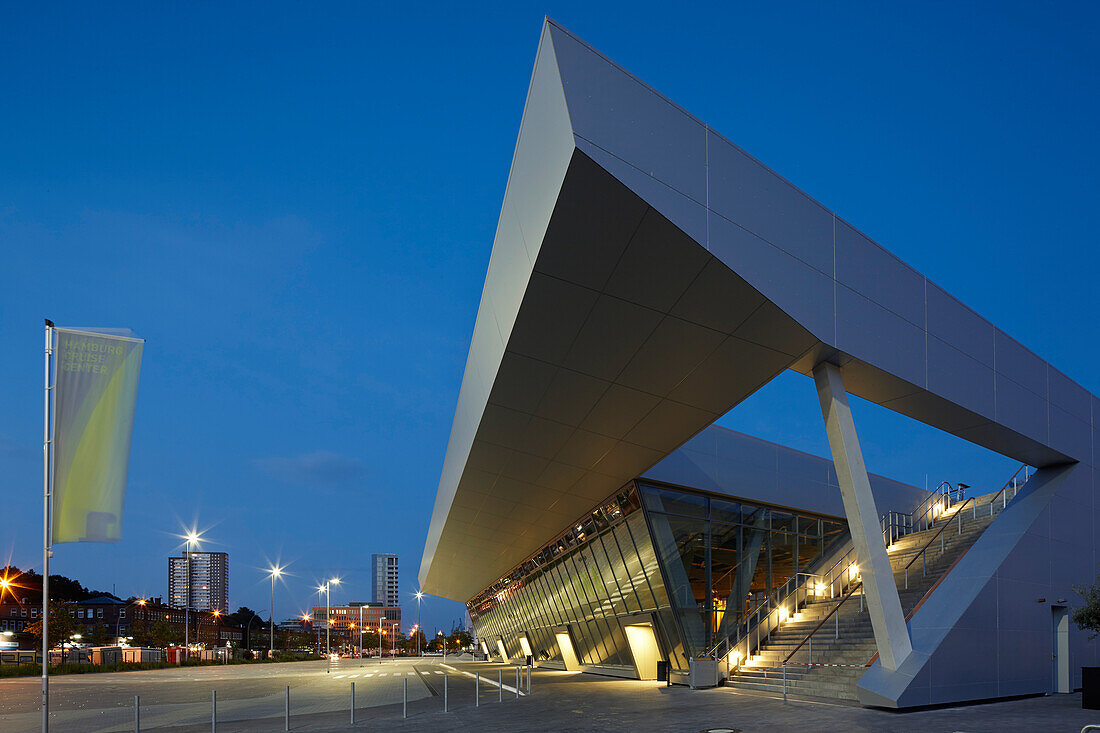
[51,327,144,544]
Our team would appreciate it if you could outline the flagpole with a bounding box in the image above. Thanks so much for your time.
[42,318,54,733]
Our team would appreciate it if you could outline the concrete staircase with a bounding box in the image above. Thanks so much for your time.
[725,491,1006,701]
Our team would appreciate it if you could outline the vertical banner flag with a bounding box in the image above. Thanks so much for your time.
[51,327,144,543]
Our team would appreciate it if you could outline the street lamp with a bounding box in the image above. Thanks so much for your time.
[183,530,203,660]
[267,565,283,659]
[209,609,221,649]
[318,577,340,672]
[414,591,424,657]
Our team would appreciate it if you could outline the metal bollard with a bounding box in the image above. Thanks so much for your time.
[134,695,139,733]
[403,677,407,719]
[475,672,480,707]
[444,673,448,712]
[498,669,503,702]
[211,690,216,733]
[782,664,787,703]
[527,665,531,694]
[350,681,355,725]
[284,686,290,731]
[515,666,520,699]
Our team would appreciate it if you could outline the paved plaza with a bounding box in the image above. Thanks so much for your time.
[1,658,1096,732]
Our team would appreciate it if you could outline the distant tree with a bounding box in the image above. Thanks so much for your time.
[23,602,80,647]
[407,629,427,652]
[284,629,314,650]
[448,630,473,650]
[225,606,261,628]
[86,623,112,646]
[144,619,175,648]
[1073,577,1100,639]
[0,566,120,603]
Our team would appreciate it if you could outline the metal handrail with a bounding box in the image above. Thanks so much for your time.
[986,464,1029,513]
[706,571,809,660]
[900,496,976,589]
[781,580,864,666]
[709,528,872,666]
[782,496,984,668]
[767,464,1031,675]
[709,546,862,668]
[719,468,1030,675]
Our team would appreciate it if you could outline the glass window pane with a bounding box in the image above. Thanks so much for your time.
[639,484,707,518]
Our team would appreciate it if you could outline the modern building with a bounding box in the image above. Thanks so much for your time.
[168,551,229,614]
[311,603,401,641]
[371,554,399,607]
[420,19,1098,708]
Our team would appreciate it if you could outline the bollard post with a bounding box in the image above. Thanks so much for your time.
[284,686,289,731]
[443,673,448,712]
[350,681,355,725]
[498,669,502,702]
[515,666,520,699]
[134,695,139,733]
[527,665,531,694]
[475,672,480,707]
[211,690,216,733]
[782,664,787,703]
[403,678,407,719]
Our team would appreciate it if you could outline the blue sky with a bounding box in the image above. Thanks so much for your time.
[1,2,1097,634]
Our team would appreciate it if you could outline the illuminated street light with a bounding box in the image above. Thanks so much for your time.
[414,590,424,657]
[318,577,340,673]
[180,528,205,660]
[267,564,285,659]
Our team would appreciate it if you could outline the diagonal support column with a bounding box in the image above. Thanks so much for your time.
[813,362,912,672]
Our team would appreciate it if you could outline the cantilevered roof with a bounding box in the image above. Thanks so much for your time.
[420,19,1097,602]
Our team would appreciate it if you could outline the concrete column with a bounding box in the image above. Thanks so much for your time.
[813,362,912,672]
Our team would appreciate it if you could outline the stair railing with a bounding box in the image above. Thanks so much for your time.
[911,481,965,534]
[880,511,912,547]
[719,467,1031,678]
[710,541,864,673]
[710,571,817,677]
[781,579,865,668]
[901,496,976,589]
[986,464,1029,516]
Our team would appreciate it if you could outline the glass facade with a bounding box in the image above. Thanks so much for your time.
[468,485,688,673]
[639,482,846,656]
[467,481,847,676]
